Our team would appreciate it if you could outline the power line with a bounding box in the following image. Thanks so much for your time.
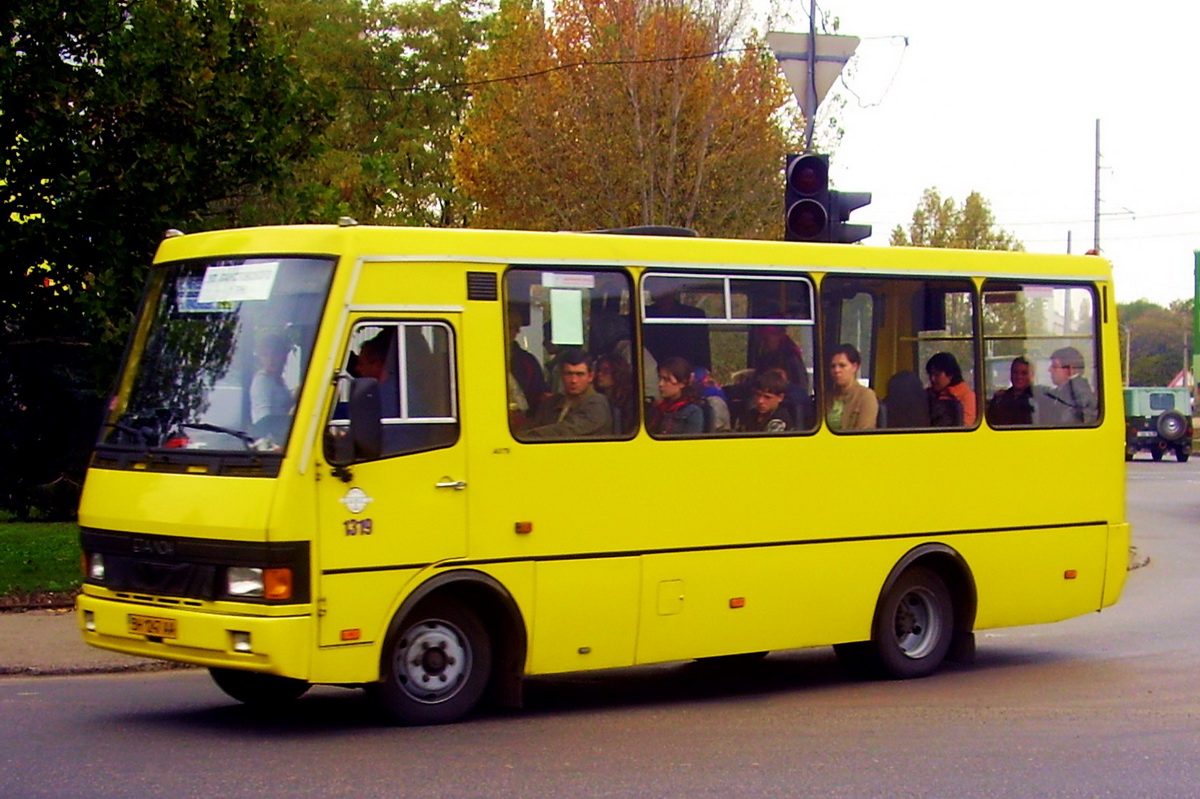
[1020,229,1200,245]
[349,45,764,94]
[1000,209,1200,228]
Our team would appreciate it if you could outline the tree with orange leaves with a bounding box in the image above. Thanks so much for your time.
[453,0,802,238]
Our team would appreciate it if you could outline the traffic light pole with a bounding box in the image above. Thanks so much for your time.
[804,0,818,151]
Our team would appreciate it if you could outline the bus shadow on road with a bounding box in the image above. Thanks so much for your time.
[106,641,1086,734]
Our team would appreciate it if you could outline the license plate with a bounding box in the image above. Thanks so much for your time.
[128,614,177,639]
[1137,431,1157,438]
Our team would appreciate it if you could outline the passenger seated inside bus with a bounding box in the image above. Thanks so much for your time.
[648,357,704,435]
[757,350,815,430]
[1036,346,1099,426]
[987,356,1034,426]
[693,367,731,433]
[824,343,878,431]
[508,309,550,418]
[925,352,976,427]
[522,350,613,439]
[879,370,928,428]
[734,370,795,433]
[354,330,399,418]
[595,353,637,435]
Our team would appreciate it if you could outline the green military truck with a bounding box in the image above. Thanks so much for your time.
[1124,386,1193,462]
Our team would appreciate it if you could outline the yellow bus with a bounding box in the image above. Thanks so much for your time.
[78,223,1129,724]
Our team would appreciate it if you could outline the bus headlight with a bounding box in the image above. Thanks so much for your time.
[88,553,106,581]
[226,567,264,597]
[226,567,293,600]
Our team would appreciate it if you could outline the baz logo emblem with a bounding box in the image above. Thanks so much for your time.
[339,487,373,514]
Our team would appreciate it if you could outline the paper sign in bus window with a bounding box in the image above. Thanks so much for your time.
[549,289,585,346]
[198,262,280,303]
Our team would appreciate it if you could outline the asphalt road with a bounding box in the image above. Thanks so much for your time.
[3,460,1199,799]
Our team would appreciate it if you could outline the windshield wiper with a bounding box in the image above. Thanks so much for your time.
[180,423,256,449]
[104,421,151,446]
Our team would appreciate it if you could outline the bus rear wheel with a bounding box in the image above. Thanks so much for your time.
[874,566,953,679]
[208,668,310,706]
[371,599,491,726]
[836,566,954,680]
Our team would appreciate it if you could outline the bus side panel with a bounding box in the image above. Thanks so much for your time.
[635,543,892,665]
[1102,522,1131,608]
[309,561,536,684]
[964,524,1108,630]
[317,569,421,649]
[529,558,640,674]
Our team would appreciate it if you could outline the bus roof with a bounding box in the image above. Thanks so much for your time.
[154,224,1113,283]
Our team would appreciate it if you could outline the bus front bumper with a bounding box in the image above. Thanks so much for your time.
[76,593,313,679]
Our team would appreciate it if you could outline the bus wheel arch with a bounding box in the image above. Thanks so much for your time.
[836,544,977,678]
[371,570,527,725]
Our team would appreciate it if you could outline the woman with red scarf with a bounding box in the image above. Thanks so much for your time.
[648,357,704,435]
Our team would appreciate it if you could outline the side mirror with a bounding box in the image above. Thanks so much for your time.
[324,376,382,467]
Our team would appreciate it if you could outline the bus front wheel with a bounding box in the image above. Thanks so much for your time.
[209,667,310,706]
[371,599,492,725]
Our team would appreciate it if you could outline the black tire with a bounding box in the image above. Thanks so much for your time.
[1176,445,1191,463]
[871,566,953,680]
[1151,448,1165,461]
[1156,410,1188,442]
[370,599,491,726]
[209,668,310,706]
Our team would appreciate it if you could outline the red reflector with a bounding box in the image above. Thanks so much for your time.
[1064,570,1078,580]
[514,522,533,534]
[729,597,746,609]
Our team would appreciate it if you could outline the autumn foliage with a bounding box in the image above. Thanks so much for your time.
[454,0,799,238]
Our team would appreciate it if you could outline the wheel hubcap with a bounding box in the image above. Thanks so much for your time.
[893,587,942,659]
[393,619,470,704]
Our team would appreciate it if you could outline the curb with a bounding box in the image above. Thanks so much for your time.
[0,661,196,678]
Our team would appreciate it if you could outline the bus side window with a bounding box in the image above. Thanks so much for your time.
[642,272,816,437]
[330,321,459,460]
[982,282,1100,428]
[507,267,637,441]
[822,277,977,432]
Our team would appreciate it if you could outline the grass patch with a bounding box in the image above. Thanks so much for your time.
[0,521,82,595]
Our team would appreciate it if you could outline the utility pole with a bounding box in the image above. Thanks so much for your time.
[1093,119,1101,252]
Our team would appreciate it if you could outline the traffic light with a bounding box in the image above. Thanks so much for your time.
[830,190,872,244]
[784,153,830,241]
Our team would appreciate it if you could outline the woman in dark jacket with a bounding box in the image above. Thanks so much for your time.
[648,357,704,435]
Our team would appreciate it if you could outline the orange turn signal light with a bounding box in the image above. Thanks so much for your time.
[1063,569,1078,580]
[264,568,293,600]
[729,597,746,609]
[341,628,362,641]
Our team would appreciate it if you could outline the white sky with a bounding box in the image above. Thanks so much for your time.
[759,0,1200,305]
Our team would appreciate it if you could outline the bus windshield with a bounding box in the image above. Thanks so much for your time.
[100,256,335,454]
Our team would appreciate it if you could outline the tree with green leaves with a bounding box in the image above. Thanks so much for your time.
[244,0,486,226]
[1,0,330,517]
[890,188,1023,251]
[1118,299,1191,387]
[453,0,802,237]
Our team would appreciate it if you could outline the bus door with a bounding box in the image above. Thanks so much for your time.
[315,315,466,648]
